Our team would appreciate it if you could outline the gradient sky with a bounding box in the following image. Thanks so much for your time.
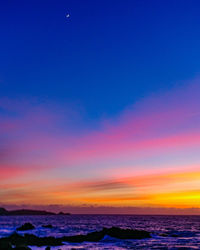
[0,0,200,214]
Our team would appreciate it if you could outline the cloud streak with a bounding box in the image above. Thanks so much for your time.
[0,79,200,212]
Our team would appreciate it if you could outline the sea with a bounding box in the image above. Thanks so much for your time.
[0,214,200,249]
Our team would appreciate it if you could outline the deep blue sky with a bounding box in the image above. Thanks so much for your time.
[1,0,200,119]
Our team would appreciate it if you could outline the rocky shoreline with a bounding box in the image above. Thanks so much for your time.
[0,224,151,249]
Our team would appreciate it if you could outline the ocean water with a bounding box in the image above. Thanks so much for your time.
[0,215,200,249]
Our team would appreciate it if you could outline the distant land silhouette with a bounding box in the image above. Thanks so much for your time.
[0,207,70,216]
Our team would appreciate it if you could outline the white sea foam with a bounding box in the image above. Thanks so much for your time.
[0,215,200,249]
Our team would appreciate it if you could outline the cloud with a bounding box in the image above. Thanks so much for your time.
[0,78,200,209]
[0,166,27,181]
[81,180,132,191]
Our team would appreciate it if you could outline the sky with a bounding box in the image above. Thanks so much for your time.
[0,0,200,214]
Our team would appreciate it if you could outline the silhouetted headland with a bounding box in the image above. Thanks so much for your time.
[0,207,70,216]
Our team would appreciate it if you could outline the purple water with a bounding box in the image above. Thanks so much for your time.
[0,215,200,249]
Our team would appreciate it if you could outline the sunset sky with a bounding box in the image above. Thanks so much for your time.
[0,0,200,214]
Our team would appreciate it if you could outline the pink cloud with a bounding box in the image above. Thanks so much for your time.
[0,166,28,181]
[0,79,200,207]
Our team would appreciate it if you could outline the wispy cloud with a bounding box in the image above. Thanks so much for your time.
[0,79,200,210]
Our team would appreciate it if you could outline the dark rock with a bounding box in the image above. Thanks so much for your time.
[45,247,50,250]
[171,234,179,237]
[0,233,63,247]
[42,225,53,228]
[58,212,70,215]
[58,212,64,215]
[62,230,105,243]
[0,208,8,215]
[159,233,168,237]
[103,226,151,239]
[23,234,63,246]
[0,226,151,247]
[7,232,25,245]
[13,245,32,250]
[62,226,151,243]
[17,223,35,231]
[0,240,12,250]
